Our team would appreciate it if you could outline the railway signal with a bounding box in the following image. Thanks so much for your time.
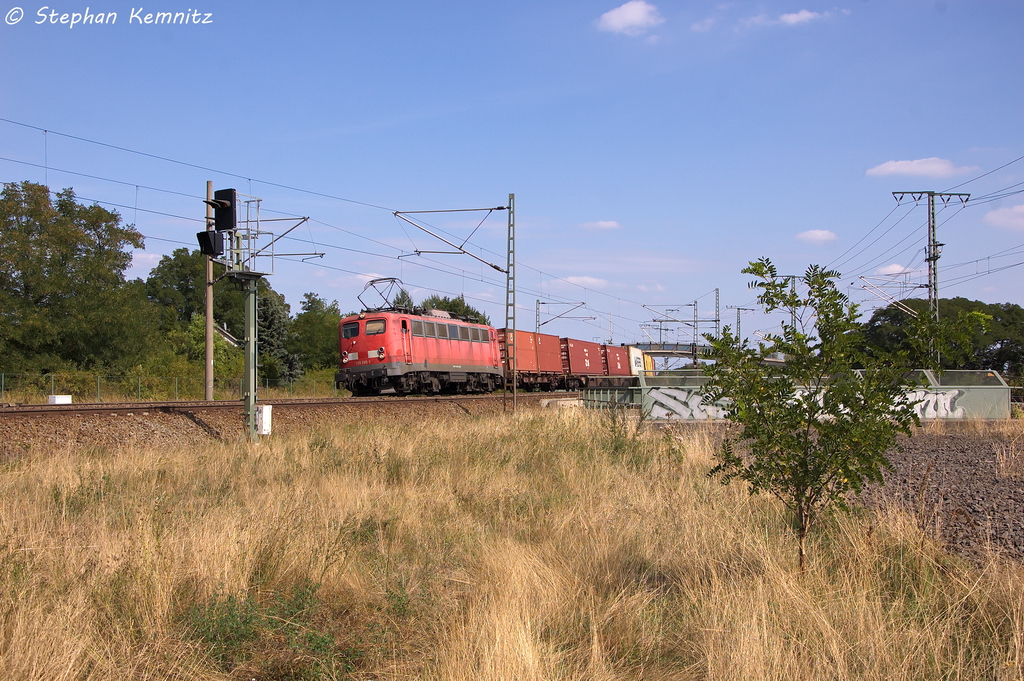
[196,230,224,257]
[205,188,237,231]
[196,187,235,255]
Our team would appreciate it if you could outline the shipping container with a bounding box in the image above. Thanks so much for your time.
[627,346,653,375]
[560,338,604,375]
[535,332,564,373]
[602,345,631,376]
[498,329,538,373]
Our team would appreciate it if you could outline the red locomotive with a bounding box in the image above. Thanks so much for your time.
[335,309,503,395]
[334,280,648,396]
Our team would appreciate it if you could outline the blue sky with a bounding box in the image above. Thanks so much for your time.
[2,0,1022,345]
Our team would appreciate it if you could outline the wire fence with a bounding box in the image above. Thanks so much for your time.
[0,373,343,405]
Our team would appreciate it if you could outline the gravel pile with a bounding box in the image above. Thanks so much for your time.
[857,425,1024,563]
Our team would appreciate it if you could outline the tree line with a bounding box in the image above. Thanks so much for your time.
[1,181,1021,380]
[0,181,490,380]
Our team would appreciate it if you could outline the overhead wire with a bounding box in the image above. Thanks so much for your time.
[19,117,1022,334]
[2,120,655,328]
[943,153,1024,192]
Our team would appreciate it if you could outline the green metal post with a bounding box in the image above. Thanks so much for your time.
[241,274,259,440]
[50,373,54,396]
[175,377,179,401]
[1,374,4,403]
[137,376,141,401]
[96,375,101,402]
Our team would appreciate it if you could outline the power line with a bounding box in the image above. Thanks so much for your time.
[0,117,396,212]
[943,152,1024,192]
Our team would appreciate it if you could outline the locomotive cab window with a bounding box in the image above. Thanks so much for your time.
[365,319,386,335]
[342,322,359,339]
[411,320,424,337]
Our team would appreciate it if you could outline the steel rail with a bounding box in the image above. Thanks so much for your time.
[0,392,570,417]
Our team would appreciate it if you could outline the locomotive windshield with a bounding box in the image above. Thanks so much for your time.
[365,319,386,335]
[342,322,359,338]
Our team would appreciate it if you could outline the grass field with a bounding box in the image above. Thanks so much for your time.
[1,409,1022,679]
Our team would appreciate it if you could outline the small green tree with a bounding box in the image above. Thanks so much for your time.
[392,288,414,309]
[702,259,921,572]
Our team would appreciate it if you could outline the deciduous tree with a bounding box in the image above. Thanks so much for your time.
[702,259,921,572]
[288,293,342,370]
[420,294,490,324]
[0,181,160,370]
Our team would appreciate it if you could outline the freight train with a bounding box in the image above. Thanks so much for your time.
[334,307,653,396]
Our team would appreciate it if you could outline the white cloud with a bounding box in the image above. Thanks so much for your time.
[125,251,161,278]
[597,0,664,36]
[564,276,609,288]
[865,157,979,178]
[876,263,909,275]
[637,283,667,292]
[779,9,823,24]
[796,229,837,244]
[983,204,1024,231]
[691,17,715,31]
[579,220,622,230]
[742,8,847,29]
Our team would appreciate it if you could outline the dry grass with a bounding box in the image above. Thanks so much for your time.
[0,410,1022,679]
[995,435,1024,480]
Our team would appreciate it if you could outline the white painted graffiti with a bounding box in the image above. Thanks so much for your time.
[646,388,726,421]
[642,386,967,421]
[908,388,965,419]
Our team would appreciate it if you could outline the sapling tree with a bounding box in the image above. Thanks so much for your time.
[702,259,920,572]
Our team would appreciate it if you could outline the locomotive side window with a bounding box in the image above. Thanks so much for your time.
[342,322,359,338]
[469,327,479,342]
[449,324,460,340]
[436,324,448,339]
[365,319,386,335]
[411,320,424,336]
[459,326,471,341]
[424,321,436,338]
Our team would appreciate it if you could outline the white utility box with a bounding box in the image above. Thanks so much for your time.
[256,404,273,435]
[48,395,73,405]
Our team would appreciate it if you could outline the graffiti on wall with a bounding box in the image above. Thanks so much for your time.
[908,388,966,419]
[642,387,968,421]
[645,387,726,421]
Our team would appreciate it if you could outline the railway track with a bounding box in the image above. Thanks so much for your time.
[0,391,574,417]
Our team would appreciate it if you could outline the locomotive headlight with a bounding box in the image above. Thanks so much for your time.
[341,351,349,364]
[377,347,386,360]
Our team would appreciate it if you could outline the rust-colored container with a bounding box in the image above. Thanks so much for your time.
[498,329,539,372]
[560,338,604,375]
[535,332,564,373]
[602,345,631,376]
